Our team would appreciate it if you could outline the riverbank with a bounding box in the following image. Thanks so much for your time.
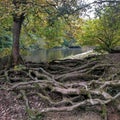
[0,53,120,120]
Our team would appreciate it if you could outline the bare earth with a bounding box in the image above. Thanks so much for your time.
[43,111,102,120]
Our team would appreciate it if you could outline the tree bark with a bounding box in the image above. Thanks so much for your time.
[12,14,25,65]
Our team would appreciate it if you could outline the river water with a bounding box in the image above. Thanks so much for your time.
[24,47,92,63]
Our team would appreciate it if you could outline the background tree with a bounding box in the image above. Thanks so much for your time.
[94,2,120,52]
[76,2,120,53]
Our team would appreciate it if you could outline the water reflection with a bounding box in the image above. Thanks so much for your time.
[24,48,87,63]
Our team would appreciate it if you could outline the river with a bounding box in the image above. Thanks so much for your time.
[24,47,92,62]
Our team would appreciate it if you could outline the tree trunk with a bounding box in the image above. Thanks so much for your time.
[12,14,25,66]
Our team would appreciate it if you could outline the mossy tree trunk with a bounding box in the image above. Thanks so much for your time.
[12,14,25,66]
[11,0,26,66]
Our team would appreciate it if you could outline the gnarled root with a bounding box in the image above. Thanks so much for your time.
[0,55,120,117]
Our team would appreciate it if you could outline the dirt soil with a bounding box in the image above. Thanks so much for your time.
[0,53,120,120]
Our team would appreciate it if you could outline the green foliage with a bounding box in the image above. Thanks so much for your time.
[76,19,99,46]
[0,48,12,57]
[1,0,120,54]
[77,4,120,52]
[0,35,12,49]
[0,0,84,52]
[0,7,13,56]
[95,5,120,52]
[21,14,68,49]
[44,18,66,48]
[0,15,12,50]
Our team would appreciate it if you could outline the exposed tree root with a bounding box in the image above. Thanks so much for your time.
[0,54,120,118]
